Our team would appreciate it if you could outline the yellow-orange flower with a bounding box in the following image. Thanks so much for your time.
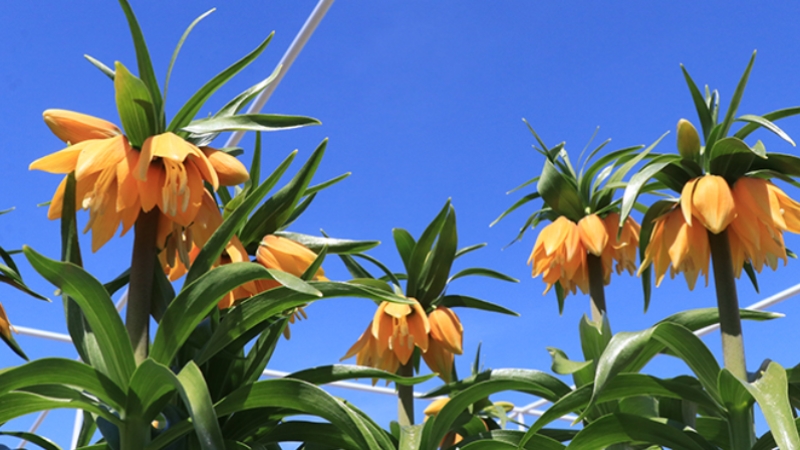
[372,298,430,365]
[639,208,710,290]
[31,110,249,252]
[341,322,401,377]
[642,175,800,289]
[254,235,329,292]
[529,213,639,296]
[423,307,463,383]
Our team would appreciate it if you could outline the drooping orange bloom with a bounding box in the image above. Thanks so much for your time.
[372,298,430,365]
[423,307,463,383]
[254,235,329,292]
[341,322,401,377]
[641,175,800,288]
[30,109,249,252]
[639,208,710,290]
[529,213,640,296]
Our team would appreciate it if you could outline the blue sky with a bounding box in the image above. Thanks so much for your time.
[3,0,800,446]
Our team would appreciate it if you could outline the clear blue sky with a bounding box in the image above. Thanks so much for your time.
[3,0,800,446]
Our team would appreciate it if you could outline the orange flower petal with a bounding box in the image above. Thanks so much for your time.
[428,307,463,355]
[577,214,608,256]
[43,109,120,144]
[201,147,249,186]
[692,175,736,234]
[29,142,87,174]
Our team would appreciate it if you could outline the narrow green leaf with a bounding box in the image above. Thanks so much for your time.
[0,431,62,450]
[620,155,680,225]
[182,114,320,134]
[175,362,226,450]
[735,114,796,146]
[406,201,451,297]
[455,243,486,259]
[719,51,757,138]
[240,140,327,250]
[491,192,540,227]
[567,414,715,450]
[305,172,351,196]
[448,267,518,284]
[168,34,274,132]
[735,106,800,140]
[438,295,519,316]
[163,9,215,106]
[23,247,135,389]
[186,150,297,285]
[195,282,408,364]
[274,231,379,254]
[419,206,458,303]
[0,358,126,412]
[152,262,274,365]
[0,390,119,426]
[117,0,163,126]
[393,228,416,272]
[681,64,714,139]
[288,365,436,386]
[214,379,389,450]
[548,347,592,375]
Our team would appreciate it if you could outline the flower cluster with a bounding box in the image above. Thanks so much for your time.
[640,175,800,289]
[529,212,640,295]
[30,110,249,253]
[342,302,464,383]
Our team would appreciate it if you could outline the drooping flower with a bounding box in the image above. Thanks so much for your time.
[423,307,463,383]
[341,322,401,377]
[528,213,640,296]
[639,208,710,290]
[641,174,800,289]
[255,235,328,291]
[372,298,430,365]
[31,110,250,252]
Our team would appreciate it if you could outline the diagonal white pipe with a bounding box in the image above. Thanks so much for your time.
[224,0,335,150]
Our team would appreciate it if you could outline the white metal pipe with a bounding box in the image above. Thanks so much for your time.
[69,410,83,450]
[14,326,72,343]
[224,0,335,149]
[17,410,49,448]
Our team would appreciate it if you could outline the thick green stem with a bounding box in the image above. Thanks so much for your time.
[397,362,415,426]
[708,230,753,449]
[587,254,607,326]
[120,418,149,450]
[707,230,747,380]
[126,209,159,365]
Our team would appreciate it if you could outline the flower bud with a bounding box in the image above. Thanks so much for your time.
[676,119,701,159]
[201,147,250,186]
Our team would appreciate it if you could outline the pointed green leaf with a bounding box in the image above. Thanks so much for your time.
[182,114,320,134]
[117,0,163,126]
[275,231,379,254]
[735,114,796,146]
[438,295,518,316]
[537,159,583,221]
[23,247,135,389]
[168,34,274,132]
[719,51,757,138]
[163,9,215,106]
[288,364,436,386]
[681,64,714,139]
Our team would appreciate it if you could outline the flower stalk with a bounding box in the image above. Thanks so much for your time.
[397,362,415,426]
[707,230,747,379]
[586,254,607,325]
[126,209,160,364]
[708,229,754,449]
